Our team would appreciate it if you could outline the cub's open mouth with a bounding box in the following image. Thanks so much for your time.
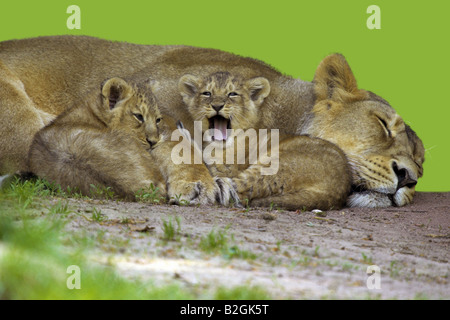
[208,115,231,141]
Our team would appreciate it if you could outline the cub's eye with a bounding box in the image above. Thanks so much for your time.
[202,92,211,97]
[376,116,391,137]
[156,117,162,124]
[228,92,239,97]
[133,113,144,123]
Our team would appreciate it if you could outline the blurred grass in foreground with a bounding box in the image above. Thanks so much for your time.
[0,177,270,300]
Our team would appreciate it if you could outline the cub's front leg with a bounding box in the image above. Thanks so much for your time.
[151,140,239,206]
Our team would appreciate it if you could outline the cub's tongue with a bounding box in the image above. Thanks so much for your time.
[213,117,228,141]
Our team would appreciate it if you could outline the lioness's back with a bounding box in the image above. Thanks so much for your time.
[0,36,285,116]
[0,36,175,113]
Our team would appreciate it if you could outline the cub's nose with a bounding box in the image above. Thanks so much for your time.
[212,104,224,112]
[393,162,417,190]
[147,138,159,148]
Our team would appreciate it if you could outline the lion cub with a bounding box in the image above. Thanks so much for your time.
[28,77,231,204]
[179,72,352,210]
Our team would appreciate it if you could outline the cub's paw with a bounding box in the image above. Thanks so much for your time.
[167,179,217,206]
[214,177,242,208]
[167,177,242,207]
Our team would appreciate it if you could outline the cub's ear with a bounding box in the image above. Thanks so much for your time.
[313,54,368,103]
[178,74,202,100]
[101,77,133,110]
[244,77,271,107]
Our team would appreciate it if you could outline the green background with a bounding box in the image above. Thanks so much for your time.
[0,0,448,192]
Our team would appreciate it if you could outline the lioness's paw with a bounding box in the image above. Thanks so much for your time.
[214,177,242,208]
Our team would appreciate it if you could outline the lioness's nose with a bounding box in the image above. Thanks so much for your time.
[393,162,417,190]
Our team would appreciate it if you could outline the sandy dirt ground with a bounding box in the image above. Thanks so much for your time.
[61,192,449,299]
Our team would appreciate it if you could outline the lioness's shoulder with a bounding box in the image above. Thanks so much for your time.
[158,45,283,79]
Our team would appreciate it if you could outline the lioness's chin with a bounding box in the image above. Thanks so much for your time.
[347,187,415,208]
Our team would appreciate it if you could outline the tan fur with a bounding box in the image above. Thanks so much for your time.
[28,77,165,199]
[0,36,425,207]
[28,77,229,205]
[301,54,425,207]
[179,72,270,137]
[179,72,352,210]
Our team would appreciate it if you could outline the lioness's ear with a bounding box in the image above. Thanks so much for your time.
[313,54,367,103]
[101,77,133,110]
[178,74,202,100]
[244,77,271,107]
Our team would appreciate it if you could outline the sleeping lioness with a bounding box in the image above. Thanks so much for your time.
[0,36,424,207]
